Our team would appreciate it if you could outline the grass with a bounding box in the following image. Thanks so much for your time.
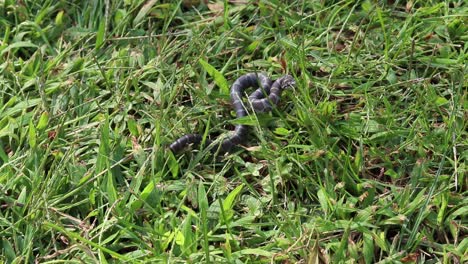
[0,0,466,263]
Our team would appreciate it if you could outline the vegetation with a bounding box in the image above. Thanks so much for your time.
[0,0,466,263]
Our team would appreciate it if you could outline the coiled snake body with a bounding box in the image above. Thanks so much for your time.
[169,73,295,154]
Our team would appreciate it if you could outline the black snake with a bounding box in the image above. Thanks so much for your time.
[169,73,295,154]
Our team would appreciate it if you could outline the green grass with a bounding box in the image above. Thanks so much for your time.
[0,0,466,263]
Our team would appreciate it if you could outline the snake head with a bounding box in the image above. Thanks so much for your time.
[280,75,296,90]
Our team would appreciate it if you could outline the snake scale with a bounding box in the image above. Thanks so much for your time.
[169,73,295,154]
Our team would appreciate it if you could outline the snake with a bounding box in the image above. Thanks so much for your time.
[169,73,295,154]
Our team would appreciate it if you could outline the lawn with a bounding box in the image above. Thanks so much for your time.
[0,0,466,263]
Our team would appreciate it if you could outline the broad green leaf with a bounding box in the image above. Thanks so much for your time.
[384,169,399,179]
[162,231,174,251]
[437,193,448,226]
[222,184,244,222]
[1,41,38,55]
[114,9,127,25]
[55,10,64,25]
[274,127,290,136]
[318,101,337,116]
[246,39,260,52]
[0,96,17,113]
[36,112,49,131]
[386,68,397,84]
[127,117,139,137]
[130,182,154,210]
[28,119,36,148]
[18,187,28,205]
[222,184,243,211]
[89,189,96,206]
[435,96,449,106]
[361,0,372,13]
[199,58,229,95]
[175,230,184,246]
